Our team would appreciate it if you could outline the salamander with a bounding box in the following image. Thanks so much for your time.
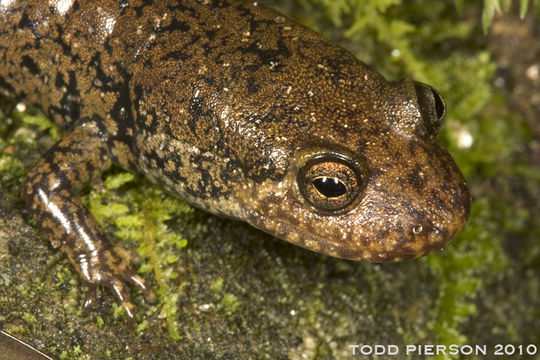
[0,0,471,325]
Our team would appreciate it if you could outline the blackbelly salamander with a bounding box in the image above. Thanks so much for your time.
[0,0,471,325]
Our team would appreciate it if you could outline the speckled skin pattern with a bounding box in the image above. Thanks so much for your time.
[0,0,470,324]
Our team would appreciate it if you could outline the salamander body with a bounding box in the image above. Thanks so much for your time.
[0,0,471,324]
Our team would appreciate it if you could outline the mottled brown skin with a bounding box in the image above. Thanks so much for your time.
[0,0,470,324]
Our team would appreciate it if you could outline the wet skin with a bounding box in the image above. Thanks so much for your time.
[0,0,470,325]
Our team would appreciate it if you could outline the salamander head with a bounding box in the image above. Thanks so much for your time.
[243,78,471,262]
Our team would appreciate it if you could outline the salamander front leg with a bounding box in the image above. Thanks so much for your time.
[22,120,155,327]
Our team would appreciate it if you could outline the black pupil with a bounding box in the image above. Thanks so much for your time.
[313,177,347,198]
[432,88,445,119]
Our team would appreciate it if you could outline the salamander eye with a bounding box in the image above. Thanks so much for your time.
[298,155,364,213]
[414,81,446,136]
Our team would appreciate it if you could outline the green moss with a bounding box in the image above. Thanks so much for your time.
[426,198,508,359]
[22,312,37,324]
[218,293,240,316]
[0,103,53,189]
[58,346,92,360]
[0,155,25,184]
[479,0,540,31]
[210,278,225,292]
[295,0,539,37]
[82,172,194,339]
